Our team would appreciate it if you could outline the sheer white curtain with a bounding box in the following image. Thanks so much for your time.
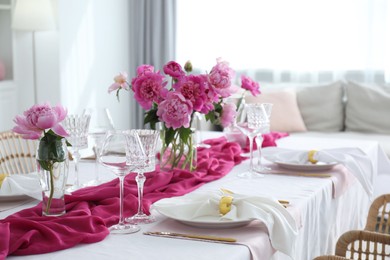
[177,0,390,84]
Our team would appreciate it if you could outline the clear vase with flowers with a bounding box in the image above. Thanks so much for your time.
[13,103,71,216]
[108,58,261,171]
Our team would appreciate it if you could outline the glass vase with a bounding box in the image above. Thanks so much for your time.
[159,126,197,172]
[36,138,69,216]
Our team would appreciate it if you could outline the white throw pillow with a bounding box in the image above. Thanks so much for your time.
[345,81,390,134]
[245,89,307,133]
[296,81,344,132]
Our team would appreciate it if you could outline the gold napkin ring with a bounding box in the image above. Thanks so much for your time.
[219,196,233,215]
[308,150,318,164]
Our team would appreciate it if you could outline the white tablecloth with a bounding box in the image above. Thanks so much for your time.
[2,132,389,260]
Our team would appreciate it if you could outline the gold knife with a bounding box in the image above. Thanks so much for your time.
[144,231,237,243]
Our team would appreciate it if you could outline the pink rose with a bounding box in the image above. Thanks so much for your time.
[136,65,155,76]
[108,72,129,93]
[163,61,185,79]
[209,58,236,98]
[220,102,237,128]
[241,75,260,96]
[157,92,193,129]
[174,75,208,112]
[132,71,168,110]
[12,103,69,140]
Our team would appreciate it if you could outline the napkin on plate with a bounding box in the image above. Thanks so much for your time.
[262,147,374,196]
[152,191,298,257]
[0,173,41,200]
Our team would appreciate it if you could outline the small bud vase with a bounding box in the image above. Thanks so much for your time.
[159,126,197,172]
[36,138,69,216]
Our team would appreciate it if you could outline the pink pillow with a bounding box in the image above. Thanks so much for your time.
[245,89,307,133]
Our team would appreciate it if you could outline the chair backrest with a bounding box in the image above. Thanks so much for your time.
[313,255,347,260]
[365,194,390,234]
[0,131,38,175]
[335,230,390,259]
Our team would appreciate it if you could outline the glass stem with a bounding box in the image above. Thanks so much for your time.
[256,135,264,168]
[73,149,80,187]
[136,172,145,215]
[93,146,99,182]
[118,175,125,226]
[248,136,254,172]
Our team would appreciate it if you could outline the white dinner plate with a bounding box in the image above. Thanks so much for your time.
[275,161,338,171]
[159,214,254,229]
[0,194,31,202]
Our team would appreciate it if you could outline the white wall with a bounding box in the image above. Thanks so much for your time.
[4,0,132,131]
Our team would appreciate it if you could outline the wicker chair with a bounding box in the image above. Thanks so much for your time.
[0,131,38,175]
[365,194,390,234]
[335,230,390,259]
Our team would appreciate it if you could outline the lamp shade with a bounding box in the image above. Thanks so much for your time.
[12,0,56,31]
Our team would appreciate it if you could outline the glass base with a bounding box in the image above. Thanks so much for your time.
[237,171,265,179]
[253,164,271,173]
[84,179,105,187]
[109,223,140,234]
[126,213,156,224]
[65,184,83,193]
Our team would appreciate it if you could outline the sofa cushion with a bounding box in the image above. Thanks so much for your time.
[245,89,307,133]
[296,81,344,132]
[345,82,390,134]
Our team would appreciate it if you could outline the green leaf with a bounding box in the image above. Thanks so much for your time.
[144,109,159,130]
[179,127,191,144]
[164,127,176,146]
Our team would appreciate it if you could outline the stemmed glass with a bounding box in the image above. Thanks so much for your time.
[235,103,270,178]
[84,107,115,186]
[99,130,144,234]
[63,114,91,191]
[126,129,159,224]
[254,103,273,173]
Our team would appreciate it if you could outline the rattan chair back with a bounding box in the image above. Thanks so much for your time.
[335,230,390,259]
[0,131,38,175]
[313,255,347,260]
[365,194,390,235]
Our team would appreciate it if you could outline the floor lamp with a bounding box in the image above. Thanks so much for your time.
[12,0,56,104]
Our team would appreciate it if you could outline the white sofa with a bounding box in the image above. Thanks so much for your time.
[245,80,390,197]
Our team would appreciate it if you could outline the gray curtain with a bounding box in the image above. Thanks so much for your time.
[129,0,177,129]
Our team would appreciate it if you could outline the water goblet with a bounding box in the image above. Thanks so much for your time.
[84,107,115,186]
[99,130,144,234]
[254,103,273,173]
[235,103,269,178]
[63,114,91,191]
[126,129,159,224]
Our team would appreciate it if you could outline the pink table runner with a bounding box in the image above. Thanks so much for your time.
[0,134,287,258]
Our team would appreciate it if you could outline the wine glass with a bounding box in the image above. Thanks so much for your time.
[63,114,91,191]
[126,129,159,224]
[235,103,269,178]
[99,130,144,234]
[84,107,115,186]
[254,103,273,173]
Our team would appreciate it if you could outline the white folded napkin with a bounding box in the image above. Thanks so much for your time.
[262,147,374,196]
[0,173,41,200]
[152,191,298,257]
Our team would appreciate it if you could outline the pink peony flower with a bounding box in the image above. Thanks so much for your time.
[136,65,155,76]
[12,103,69,140]
[220,102,237,128]
[156,92,193,129]
[108,72,129,93]
[209,58,236,98]
[241,75,261,96]
[132,71,168,110]
[163,61,185,79]
[173,75,208,112]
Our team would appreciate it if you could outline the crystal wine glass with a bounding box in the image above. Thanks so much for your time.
[126,129,159,224]
[99,130,144,234]
[254,103,273,173]
[235,103,269,178]
[84,107,115,186]
[63,114,91,191]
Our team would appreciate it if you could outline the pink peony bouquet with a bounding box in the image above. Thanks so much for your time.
[108,58,260,170]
